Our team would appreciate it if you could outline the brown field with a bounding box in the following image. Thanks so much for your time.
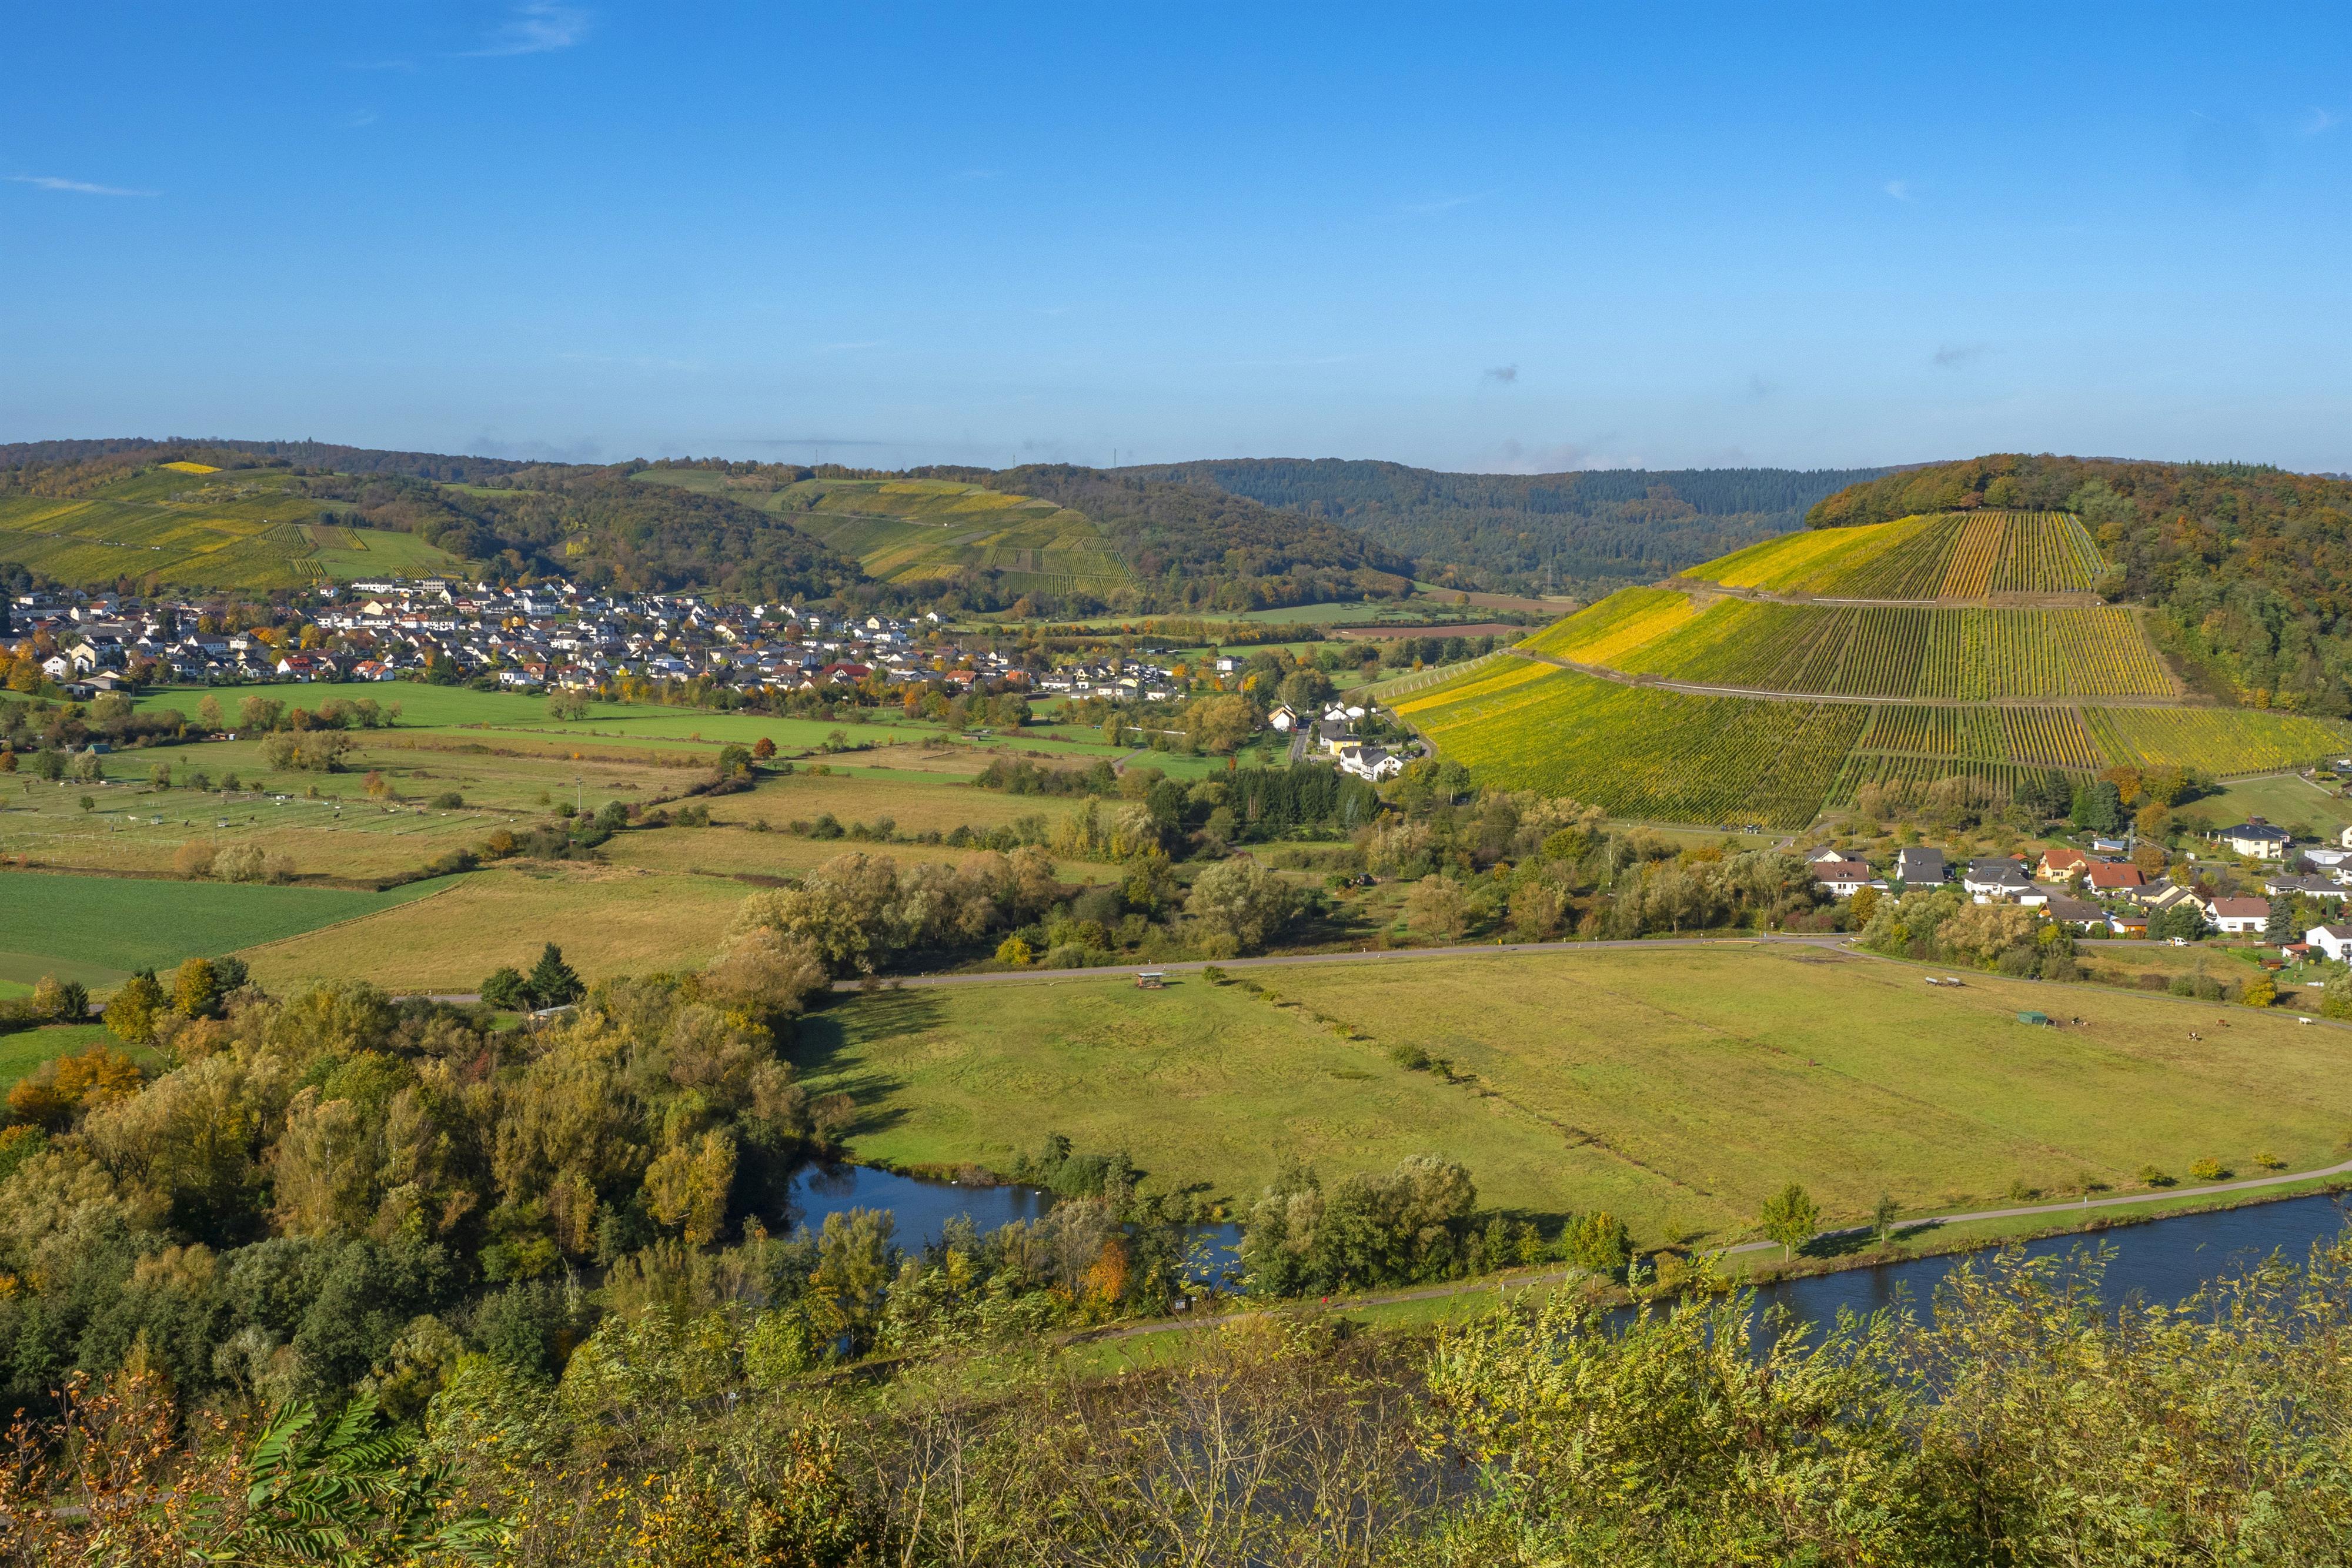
[236,863,753,994]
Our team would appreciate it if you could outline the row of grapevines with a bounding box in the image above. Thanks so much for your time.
[1604,602,2171,700]
[1997,706,2102,768]
[1681,511,2105,600]
[1521,586,1695,664]
[2084,706,2352,776]
[1858,704,2004,759]
[1414,666,1866,828]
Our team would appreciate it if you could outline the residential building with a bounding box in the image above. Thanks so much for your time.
[2043,893,2107,929]
[1962,858,2034,901]
[2219,818,2293,859]
[2308,924,2352,962]
[2036,845,2091,881]
[2084,862,2146,893]
[2206,897,2272,935]
[1810,860,1877,898]
[1894,846,1947,885]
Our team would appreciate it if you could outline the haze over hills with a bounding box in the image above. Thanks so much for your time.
[1128,457,1889,595]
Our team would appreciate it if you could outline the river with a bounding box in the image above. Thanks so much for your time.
[787,1161,2352,1325]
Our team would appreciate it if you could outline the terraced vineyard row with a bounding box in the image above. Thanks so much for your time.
[1825,754,2064,809]
[1682,510,2103,599]
[2085,707,2352,777]
[1599,601,2173,700]
[1521,586,1695,665]
[1401,664,1866,828]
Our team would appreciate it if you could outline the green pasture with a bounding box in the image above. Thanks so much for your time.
[0,870,453,977]
[803,944,2352,1249]
[2171,773,2352,841]
[0,1024,158,1089]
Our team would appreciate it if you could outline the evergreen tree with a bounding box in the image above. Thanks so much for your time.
[2268,896,2298,946]
[525,944,583,1008]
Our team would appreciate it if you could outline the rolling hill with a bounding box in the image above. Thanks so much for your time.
[634,469,1133,601]
[0,455,472,590]
[1404,507,2352,830]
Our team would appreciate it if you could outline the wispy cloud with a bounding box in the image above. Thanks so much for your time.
[1484,365,1518,385]
[463,2,590,58]
[2303,107,2342,137]
[8,174,156,197]
[1746,374,1776,400]
[812,340,884,354]
[1882,179,1911,200]
[956,168,1003,181]
[342,109,380,129]
[1399,190,1493,216]
[1933,342,1990,369]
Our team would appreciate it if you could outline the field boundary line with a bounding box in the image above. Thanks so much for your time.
[224,875,466,960]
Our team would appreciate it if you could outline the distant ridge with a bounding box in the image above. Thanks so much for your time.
[1127,457,1889,594]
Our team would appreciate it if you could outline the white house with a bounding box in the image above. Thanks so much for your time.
[1267,704,1299,732]
[2207,897,2271,935]
[1963,858,2034,901]
[2220,818,2292,859]
[1810,860,1877,898]
[2308,924,2352,962]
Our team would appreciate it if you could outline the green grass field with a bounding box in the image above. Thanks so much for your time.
[0,870,454,977]
[2171,772,2352,840]
[802,945,2352,1247]
[0,1024,155,1089]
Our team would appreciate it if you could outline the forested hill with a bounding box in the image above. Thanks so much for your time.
[916,463,1419,611]
[1808,454,2352,715]
[1130,458,1887,593]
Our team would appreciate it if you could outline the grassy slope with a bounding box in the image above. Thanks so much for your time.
[802,944,2352,1246]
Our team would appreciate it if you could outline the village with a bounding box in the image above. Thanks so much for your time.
[1803,810,2352,965]
[4,576,1421,779]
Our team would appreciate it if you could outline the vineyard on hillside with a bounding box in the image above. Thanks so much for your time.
[2085,707,2351,776]
[1682,510,2103,599]
[1520,585,1695,664]
[1602,600,2174,700]
[1396,663,1866,828]
[1435,511,2348,826]
[1396,653,2352,827]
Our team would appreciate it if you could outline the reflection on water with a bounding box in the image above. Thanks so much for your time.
[784,1161,1244,1282]
[1739,1191,2352,1336]
[787,1163,2352,1329]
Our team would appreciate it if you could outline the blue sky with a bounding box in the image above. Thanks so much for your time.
[4,3,2346,473]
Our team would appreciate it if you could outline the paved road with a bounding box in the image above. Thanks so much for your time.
[828,934,1854,991]
[826,931,2257,993]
